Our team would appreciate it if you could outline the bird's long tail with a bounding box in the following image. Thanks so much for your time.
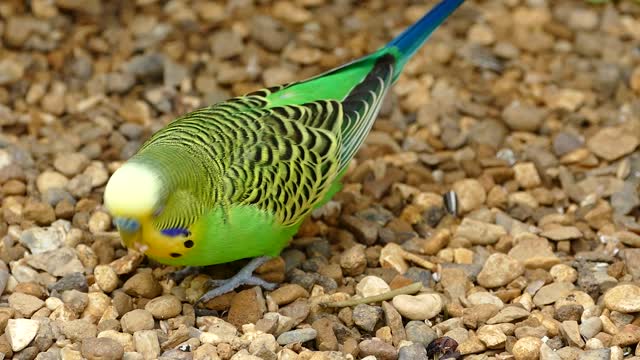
[385,0,465,77]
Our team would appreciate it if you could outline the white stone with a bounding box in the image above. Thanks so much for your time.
[6,318,40,351]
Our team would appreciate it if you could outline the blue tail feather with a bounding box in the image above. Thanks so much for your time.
[386,0,465,71]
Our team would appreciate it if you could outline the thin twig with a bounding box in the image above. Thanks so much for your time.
[323,282,423,308]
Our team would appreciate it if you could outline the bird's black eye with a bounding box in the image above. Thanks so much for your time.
[183,240,194,248]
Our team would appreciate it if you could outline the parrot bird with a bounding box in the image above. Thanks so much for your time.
[104,0,465,305]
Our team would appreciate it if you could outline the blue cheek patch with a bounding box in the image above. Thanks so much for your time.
[161,228,191,237]
[114,217,140,232]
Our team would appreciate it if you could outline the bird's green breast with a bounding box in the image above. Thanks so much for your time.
[160,204,301,267]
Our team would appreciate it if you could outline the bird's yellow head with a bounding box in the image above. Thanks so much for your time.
[103,162,201,265]
[104,162,163,252]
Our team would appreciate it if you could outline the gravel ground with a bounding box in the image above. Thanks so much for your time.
[1,0,640,359]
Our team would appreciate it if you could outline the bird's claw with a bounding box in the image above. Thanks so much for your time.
[195,256,277,307]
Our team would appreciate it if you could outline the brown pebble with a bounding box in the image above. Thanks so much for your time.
[269,284,309,306]
[81,337,124,360]
[312,318,338,351]
[227,287,266,328]
[358,338,398,360]
[122,272,161,298]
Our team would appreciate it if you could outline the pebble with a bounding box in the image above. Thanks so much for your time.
[405,321,437,346]
[382,301,406,346]
[269,284,309,305]
[144,295,182,319]
[133,330,160,360]
[26,247,84,277]
[477,254,524,288]
[578,349,611,360]
[550,264,578,283]
[19,225,65,255]
[610,324,640,346]
[533,282,575,306]
[88,211,111,234]
[211,30,244,59]
[398,342,428,360]
[50,272,88,293]
[228,287,267,327]
[122,272,162,298]
[455,218,506,245]
[512,336,542,360]
[5,319,39,352]
[340,244,367,276]
[359,338,398,360]
[616,231,640,248]
[603,284,640,313]
[513,162,542,189]
[61,319,97,341]
[121,309,154,333]
[467,292,504,309]
[508,237,560,269]
[36,171,69,194]
[392,293,442,320]
[356,276,391,297]
[487,306,530,324]
[312,318,338,351]
[452,179,486,213]
[83,292,111,322]
[587,127,638,161]
[94,265,119,293]
[580,317,602,340]
[353,304,383,332]
[54,153,90,176]
[250,15,291,52]
[477,325,506,349]
[502,101,546,132]
[276,328,317,345]
[8,292,44,317]
[561,320,585,347]
[0,58,25,85]
[81,337,124,360]
[541,226,583,241]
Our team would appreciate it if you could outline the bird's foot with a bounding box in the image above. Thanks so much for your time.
[171,266,203,284]
[195,256,278,307]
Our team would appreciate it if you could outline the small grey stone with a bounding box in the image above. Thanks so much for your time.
[67,174,93,198]
[405,321,437,346]
[125,53,164,79]
[105,72,136,94]
[26,248,84,277]
[577,348,611,360]
[49,272,88,293]
[399,342,428,360]
[276,328,317,345]
[119,123,144,140]
[163,60,188,88]
[69,55,93,80]
[611,181,640,215]
[81,337,124,360]
[42,188,76,207]
[353,304,383,332]
[61,289,89,314]
[404,267,432,287]
[553,132,583,156]
[250,15,291,52]
[502,101,546,132]
[211,30,244,59]
[19,223,67,254]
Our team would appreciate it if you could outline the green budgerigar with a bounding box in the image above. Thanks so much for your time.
[104,0,465,304]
